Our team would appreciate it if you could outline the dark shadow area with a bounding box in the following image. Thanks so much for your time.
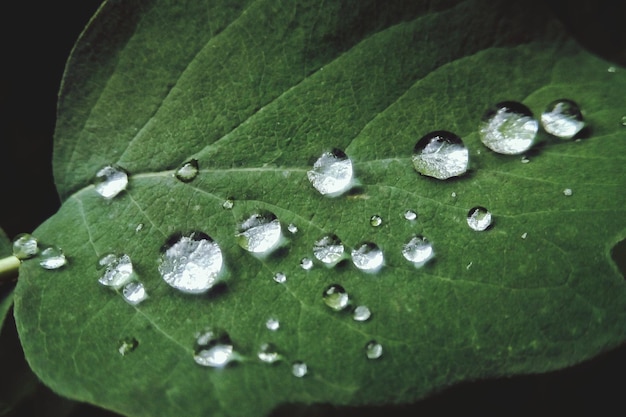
[611,237,626,280]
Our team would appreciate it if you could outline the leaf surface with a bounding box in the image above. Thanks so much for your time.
[15,1,626,416]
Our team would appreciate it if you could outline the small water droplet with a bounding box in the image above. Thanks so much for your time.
[307,149,354,197]
[467,207,492,231]
[521,232,528,239]
[412,131,469,180]
[222,198,234,210]
[266,317,280,331]
[258,343,280,364]
[541,99,585,139]
[365,340,383,359]
[12,233,38,260]
[118,337,138,356]
[466,261,473,270]
[608,66,617,73]
[313,234,344,265]
[351,242,384,272]
[236,212,282,255]
[98,254,135,289]
[158,232,224,294]
[135,223,144,233]
[353,305,371,322]
[563,188,573,196]
[287,223,298,234]
[300,257,313,270]
[175,159,199,182]
[370,215,383,227]
[292,361,308,377]
[621,115,626,126]
[39,246,67,270]
[520,156,530,164]
[273,272,287,283]
[193,329,235,368]
[94,165,128,199]
[402,235,434,266]
[323,284,349,311]
[403,210,417,221]
[122,281,148,305]
[479,101,538,155]
[451,192,457,198]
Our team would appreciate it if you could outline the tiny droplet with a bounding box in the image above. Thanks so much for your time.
[300,257,313,270]
[193,329,235,368]
[174,159,199,182]
[118,337,138,356]
[122,281,148,305]
[467,207,492,231]
[273,272,287,284]
[353,305,371,322]
[370,215,383,227]
[323,284,349,311]
[287,223,298,234]
[402,235,434,266]
[292,361,308,377]
[266,317,280,331]
[365,340,383,359]
[222,198,234,210]
[563,188,573,196]
[258,343,280,364]
[403,210,417,221]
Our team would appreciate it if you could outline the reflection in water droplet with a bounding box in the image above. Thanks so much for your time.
[39,247,67,270]
[258,343,280,364]
[563,188,573,196]
[370,215,383,227]
[118,337,138,356]
[365,340,383,359]
[193,329,235,368]
[266,317,280,331]
[98,254,135,289]
[353,305,371,322]
[222,198,234,210]
[236,213,282,255]
[94,165,128,199]
[313,234,344,265]
[307,149,354,197]
[402,235,434,266]
[479,101,538,155]
[12,233,38,260]
[403,210,417,221]
[273,272,287,284]
[292,361,308,377]
[323,284,349,311]
[287,223,298,234]
[541,99,584,139]
[122,281,148,305]
[412,131,469,180]
[158,232,224,294]
[351,242,384,272]
[467,207,492,231]
[175,159,199,182]
[300,257,313,270]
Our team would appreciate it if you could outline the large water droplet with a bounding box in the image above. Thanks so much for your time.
[313,234,345,266]
[292,361,308,377]
[118,337,138,356]
[323,284,349,311]
[236,212,282,255]
[402,235,434,267]
[365,340,383,359]
[351,242,384,272]
[122,281,148,305]
[94,165,128,199]
[403,210,417,221]
[467,207,492,231]
[307,149,353,197]
[98,254,135,289]
[175,159,199,182]
[193,329,235,368]
[412,131,469,179]
[479,101,538,155]
[258,343,280,364]
[12,233,38,260]
[541,99,585,139]
[158,232,224,294]
[273,272,287,284]
[300,257,313,270]
[39,246,67,270]
[353,305,371,322]
[266,317,280,331]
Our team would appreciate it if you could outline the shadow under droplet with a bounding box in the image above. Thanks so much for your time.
[610,237,626,280]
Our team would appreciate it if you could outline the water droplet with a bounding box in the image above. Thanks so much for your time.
[287,223,298,234]
[292,361,308,377]
[403,210,417,221]
[479,101,538,155]
[520,156,530,164]
[122,281,148,305]
[307,149,354,197]
[258,343,280,364]
[135,223,144,233]
[266,317,280,331]
[621,115,626,126]
[467,207,492,231]
[175,159,199,182]
[353,305,371,322]
[466,261,473,270]
[118,337,138,356]
[312,234,344,265]
[98,254,135,289]
[351,242,384,272]
[451,192,457,198]
[273,272,287,283]
[563,188,573,196]
[222,198,234,210]
[521,232,528,239]
[300,257,313,270]
[39,246,67,270]
[236,212,282,255]
[370,215,383,227]
[608,66,617,73]
[158,232,224,294]
[94,165,128,199]
[412,130,469,180]
[541,99,585,139]
[12,233,38,260]
[402,235,434,266]
[365,340,383,359]
[193,329,235,368]
[323,284,349,311]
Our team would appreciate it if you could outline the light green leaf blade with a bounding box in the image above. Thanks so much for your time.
[15,1,626,417]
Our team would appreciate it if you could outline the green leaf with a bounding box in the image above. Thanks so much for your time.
[14,1,626,416]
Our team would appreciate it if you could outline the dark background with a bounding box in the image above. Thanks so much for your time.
[0,1,624,416]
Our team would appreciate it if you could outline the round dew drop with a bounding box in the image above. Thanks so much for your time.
[479,101,538,155]
[467,207,492,231]
[266,317,280,331]
[351,242,384,272]
[403,210,417,221]
[541,99,584,139]
[353,305,371,322]
[323,284,350,311]
[98,254,135,289]
[292,361,308,377]
[273,272,287,284]
[402,235,434,266]
[12,233,38,260]
[174,159,199,182]
[370,215,383,227]
[236,212,282,255]
[412,130,469,180]
[122,281,148,305]
[287,223,298,234]
[222,198,234,210]
[39,246,67,270]
[563,188,573,196]
[193,329,235,368]
[300,257,313,270]
[313,234,345,266]
[365,340,383,359]
[94,165,128,199]
[307,149,354,197]
[118,337,139,356]
[258,343,280,364]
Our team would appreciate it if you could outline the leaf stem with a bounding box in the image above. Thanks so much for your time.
[0,256,20,282]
